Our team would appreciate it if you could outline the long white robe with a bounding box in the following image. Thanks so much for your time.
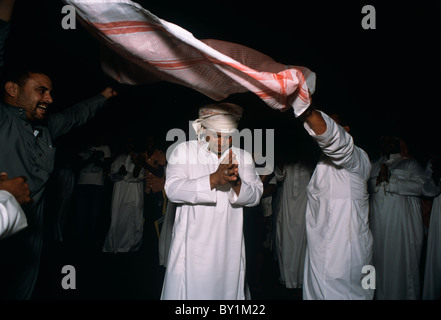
[161,141,263,300]
[0,190,27,240]
[275,162,312,288]
[303,111,374,300]
[102,154,145,253]
[158,200,176,267]
[422,162,441,300]
[368,153,426,300]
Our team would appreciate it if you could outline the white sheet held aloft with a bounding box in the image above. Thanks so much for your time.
[64,0,315,116]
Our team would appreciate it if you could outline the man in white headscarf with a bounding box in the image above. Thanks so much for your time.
[161,102,263,300]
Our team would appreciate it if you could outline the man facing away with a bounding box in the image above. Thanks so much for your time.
[297,107,374,300]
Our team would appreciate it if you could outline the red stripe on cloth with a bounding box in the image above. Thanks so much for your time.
[146,58,212,70]
[98,26,163,35]
[92,20,165,35]
[67,0,314,114]
[205,55,270,82]
[93,20,162,29]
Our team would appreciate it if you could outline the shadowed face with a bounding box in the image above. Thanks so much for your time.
[125,137,135,153]
[144,136,157,154]
[380,136,401,156]
[205,128,233,157]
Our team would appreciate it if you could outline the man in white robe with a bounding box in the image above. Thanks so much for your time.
[421,153,441,300]
[161,103,263,300]
[102,137,145,253]
[297,109,374,300]
[368,136,427,300]
[275,160,313,289]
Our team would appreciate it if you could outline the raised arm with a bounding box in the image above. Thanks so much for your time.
[48,87,117,139]
[299,107,371,180]
[299,107,327,136]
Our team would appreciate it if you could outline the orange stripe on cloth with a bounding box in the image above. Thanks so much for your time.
[66,0,315,114]
[145,57,213,70]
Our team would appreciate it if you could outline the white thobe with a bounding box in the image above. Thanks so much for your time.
[0,190,27,240]
[368,153,426,300]
[102,154,145,253]
[421,162,441,300]
[158,200,177,267]
[161,141,263,300]
[303,111,374,300]
[275,162,312,288]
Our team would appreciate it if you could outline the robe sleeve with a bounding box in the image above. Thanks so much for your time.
[48,95,107,140]
[382,159,426,197]
[0,190,28,240]
[274,166,286,182]
[368,170,381,195]
[124,167,145,183]
[422,162,441,198]
[303,110,371,181]
[165,143,217,205]
[109,155,125,182]
[391,159,430,197]
[228,150,263,207]
[109,155,144,183]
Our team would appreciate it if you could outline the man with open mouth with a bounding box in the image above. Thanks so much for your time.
[0,0,118,300]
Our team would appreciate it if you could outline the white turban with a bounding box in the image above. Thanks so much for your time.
[192,103,243,141]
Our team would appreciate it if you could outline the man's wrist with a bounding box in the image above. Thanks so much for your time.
[209,173,218,189]
[299,105,314,120]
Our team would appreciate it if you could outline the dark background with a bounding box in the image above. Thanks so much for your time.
[4,0,441,164]
[1,0,440,305]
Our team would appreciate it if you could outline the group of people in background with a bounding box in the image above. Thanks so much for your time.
[269,132,441,300]
[43,131,167,255]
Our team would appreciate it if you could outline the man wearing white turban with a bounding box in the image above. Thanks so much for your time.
[161,102,263,300]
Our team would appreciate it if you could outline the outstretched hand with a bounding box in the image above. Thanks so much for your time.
[100,87,118,99]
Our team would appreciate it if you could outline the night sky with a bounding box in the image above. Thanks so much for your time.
[4,0,440,164]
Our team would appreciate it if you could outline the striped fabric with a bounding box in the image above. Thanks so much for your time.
[65,0,316,115]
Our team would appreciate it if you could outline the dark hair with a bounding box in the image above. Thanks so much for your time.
[1,62,52,93]
[329,113,349,127]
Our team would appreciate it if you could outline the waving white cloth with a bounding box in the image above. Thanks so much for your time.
[64,0,315,116]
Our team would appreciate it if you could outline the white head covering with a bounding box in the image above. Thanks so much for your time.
[192,103,243,141]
